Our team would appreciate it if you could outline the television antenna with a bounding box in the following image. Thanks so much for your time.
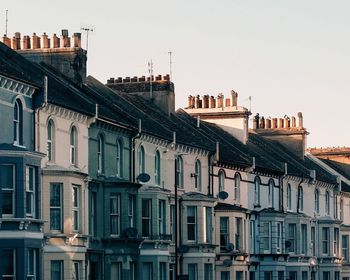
[168,50,172,81]
[81,27,93,51]
[5,10,8,36]
[148,60,153,98]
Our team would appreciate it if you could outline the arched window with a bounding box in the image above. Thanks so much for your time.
[287,183,292,210]
[155,150,161,186]
[234,173,241,201]
[13,99,23,145]
[297,186,303,212]
[116,139,123,177]
[334,193,338,219]
[314,189,320,214]
[254,177,260,206]
[47,119,55,161]
[194,160,201,191]
[218,170,225,193]
[70,126,78,166]
[268,180,274,208]
[138,145,145,175]
[325,191,330,215]
[97,135,104,173]
[175,156,184,188]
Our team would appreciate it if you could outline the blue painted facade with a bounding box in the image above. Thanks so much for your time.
[0,73,44,279]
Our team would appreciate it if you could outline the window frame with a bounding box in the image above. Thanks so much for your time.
[1,164,15,217]
[234,172,241,201]
[26,166,36,217]
[326,191,330,215]
[175,156,184,188]
[27,249,36,280]
[314,188,320,214]
[155,150,161,186]
[194,159,202,191]
[158,199,166,236]
[254,177,261,206]
[218,169,225,193]
[50,183,63,231]
[116,139,123,177]
[220,216,229,251]
[187,206,197,242]
[110,193,121,236]
[322,227,330,255]
[268,179,274,208]
[13,99,23,145]
[138,145,145,175]
[70,126,78,166]
[287,183,292,210]
[47,119,55,161]
[51,260,64,280]
[72,185,80,232]
[97,135,104,174]
[2,248,16,279]
[297,185,303,212]
[142,199,152,238]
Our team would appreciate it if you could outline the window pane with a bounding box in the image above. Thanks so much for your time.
[51,261,63,280]
[50,184,61,207]
[2,191,13,215]
[0,165,14,189]
[3,249,14,275]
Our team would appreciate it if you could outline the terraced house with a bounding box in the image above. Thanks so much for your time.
[1,30,350,280]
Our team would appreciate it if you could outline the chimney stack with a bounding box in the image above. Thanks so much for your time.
[203,95,209,108]
[210,96,216,108]
[2,35,11,48]
[298,112,303,128]
[42,32,50,48]
[32,33,40,49]
[12,32,21,50]
[22,35,31,49]
[52,34,60,48]
[61,29,70,47]
[231,90,238,107]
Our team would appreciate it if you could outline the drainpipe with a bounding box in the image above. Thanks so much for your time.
[131,119,142,182]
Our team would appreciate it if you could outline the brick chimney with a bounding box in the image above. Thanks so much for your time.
[10,30,87,84]
[184,91,251,144]
[106,74,175,115]
[253,112,308,158]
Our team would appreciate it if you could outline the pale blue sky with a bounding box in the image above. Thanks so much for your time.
[3,0,350,147]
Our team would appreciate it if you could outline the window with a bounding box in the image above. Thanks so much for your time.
[128,195,136,228]
[250,220,255,254]
[289,272,297,280]
[268,180,274,207]
[335,272,340,280]
[97,135,104,173]
[326,191,330,215]
[235,218,242,251]
[26,166,36,217]
[276,222,283,253]
[13,99,23,145]
[50,183,62,231]
[287,183,292,210]
[187,206,197,241]
[155,150,161,186]
[73,261,81,280]
[334,228,339,256]
[110,194,121,236]
[204,207,212,243]
[234,173,241,201]
[159,263,166,280]
[3,249,15,279]
[254,177,260,205]
[278,271,284,280]
[334,193,338,219]
[315,189,319,213]
[51,260,63,280]
[47,119,55,161]
[0,164,15,216]
[297,186,303,212]
[220,217,229,251]
[170,205,175,241]
[72,185,80,231]
[27,249,36,280]
[218,170,225,192]
[204,264,213,280]
[264,272,272,280]
[301,224,307,254]
[70,126,77,166]
[169,264,175,280]
[236,271,243,280]
[288,224,297,253]
[261,222,271,252]
[311,226,316,256]
[343,235,349,261]
[142,262,153,280]
[322,227,330,255]
[142,199,152,237]
[323,272,330,280]
[221,272,230,280]
[129,262,137,280]
[91,192,97,237]
[110,262,122,280]
[138,145,145,174]
[302,272,308,280]
[158,200,166,236]
[116,139,123,177]
[188,264,198,280]
[175,156,183,188]
[194,159,201,191]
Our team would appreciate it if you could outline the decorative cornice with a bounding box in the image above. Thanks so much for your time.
[0,74,36,96]
[41,103,90,124]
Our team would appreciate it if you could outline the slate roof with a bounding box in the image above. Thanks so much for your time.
[319,158,350,181]
[214,202,248,212]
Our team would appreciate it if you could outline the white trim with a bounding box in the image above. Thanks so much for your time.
[140,249,170,256]
[182,252,216,258]
[0,231,43,239]
[44,245,87,253]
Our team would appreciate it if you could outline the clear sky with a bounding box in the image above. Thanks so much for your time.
[3,0,350,148]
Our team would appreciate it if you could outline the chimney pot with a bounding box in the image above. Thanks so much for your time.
[32,33,41,49]
[156,75,162,81]
[139,76,146,82]
[72,33,81,48]
[52,34,60,48]
[108,78,115,84]
[217,94,224,108]
[2,35,11,48]
[225,98,231,107]
[163,74,170,81]
[278,118,284,128]
[230,90,238,107]
[12,32,21,50]
[42,33,50,48]
[131,76,137,82]
[188,95,193,108]
[203,95,209,108]
[116,77,122,83]
[298,112,303,128]
[266,118,271,128]
[195,95,201,109]
[272,118,278,128]
[209,96,216,108]
[291,116,296,127]
[22,35,31,49]
[259,116,265,129]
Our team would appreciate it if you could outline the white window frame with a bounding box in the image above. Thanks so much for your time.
[116,139,122,177]
[155,150,161,186]
[235,217,243,251]
[287,183,292,210]
[158,199,166,236]
[47,119,55,161]
[187,206,197,242]
[51,260,63,280]
[218,170,225,193]
[322,227,330,255]
[220,216,229,251]
[73,261,80,280]
[1,164,15,217]
[254,177,260,206]
[342,235,349,262]
[204,207,212,244]
[195,159,201,191]
[142,199,152,237]
[110,194,121,236]
[70,126,77,166]
[326,191,330,215]
[301,224,307,255]
[276,222,282,253]
[297,186,303,212]
[50,183,63,231]
[13,99,22,145]
[72,185,80,232]
[288,223,297,253]
[128,194,136,228]
[315,189,320,214]
[250,220,255,254]
[234,173,240,201]
[26,166,35,217]
[97,135,104,173]
[27,249,36,280]
[334,228,339,256]
[261,222,271,253]
[175,156,183,188]
[138,146,145,175]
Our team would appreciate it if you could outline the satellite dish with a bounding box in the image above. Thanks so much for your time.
[137,173,151,183]
[123,227,138,238]
[218,191,229,200]
[223,259,233,267]
[226,243,234,252]
[178,245,190,253]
